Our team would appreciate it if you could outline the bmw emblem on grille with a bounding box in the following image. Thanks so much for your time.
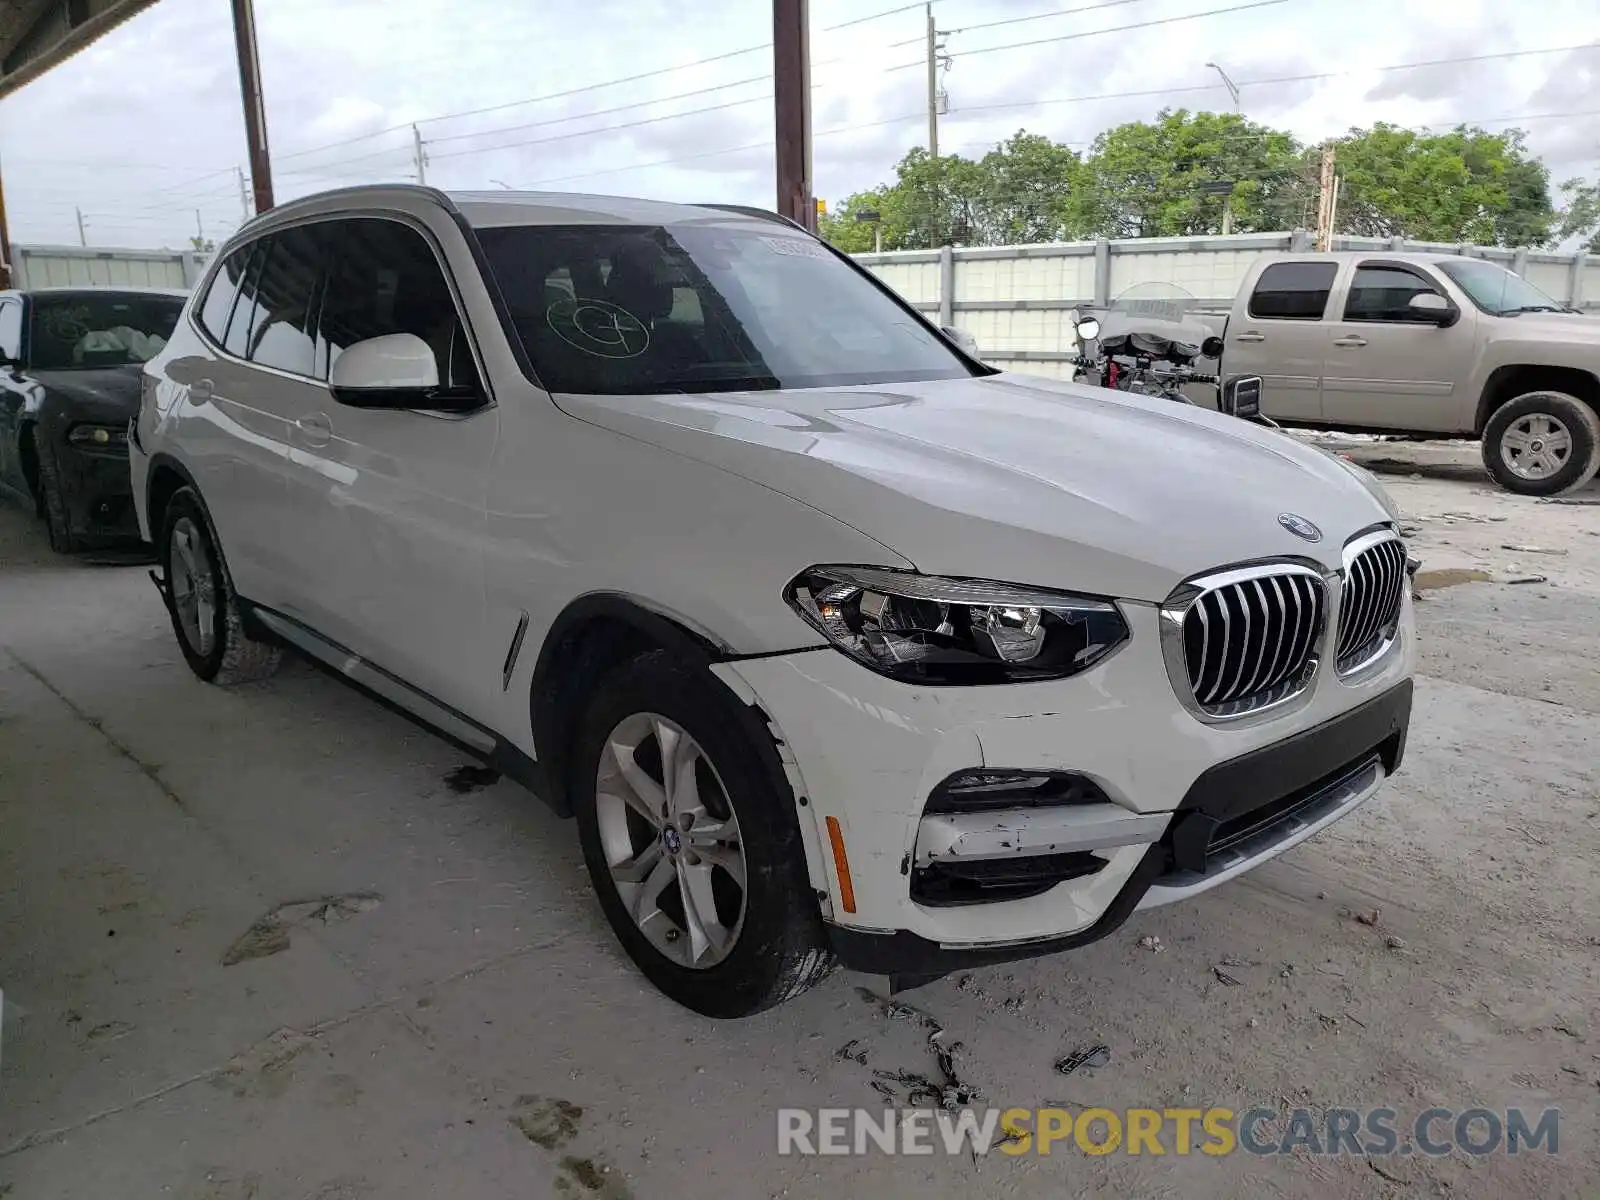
[1278,513,1322,543]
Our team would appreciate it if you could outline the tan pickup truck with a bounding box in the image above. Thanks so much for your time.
[1222,251,1600,495]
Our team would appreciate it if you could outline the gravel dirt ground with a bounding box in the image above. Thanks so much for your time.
[1,439,1596,1199]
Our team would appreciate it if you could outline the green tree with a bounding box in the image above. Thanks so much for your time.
[1555,176,1600,252]
[1069,109,1307,238]
[820,134,1081,251]
[1330,124,1554,246]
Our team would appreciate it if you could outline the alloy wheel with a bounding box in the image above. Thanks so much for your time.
[1501,413,1573,481]
[594,712,747,969]
[168,516,216,657]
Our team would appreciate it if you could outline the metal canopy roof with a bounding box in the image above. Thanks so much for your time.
[0,0,157,100]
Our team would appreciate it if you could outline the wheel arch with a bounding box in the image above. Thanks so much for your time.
[1474,364,1600,435]
[528,594,751,818]
[143,452,202,544]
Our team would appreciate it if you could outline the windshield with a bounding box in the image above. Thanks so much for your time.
[475,222,979,394]
[1435,260,1565,316]
[29,292,184,370]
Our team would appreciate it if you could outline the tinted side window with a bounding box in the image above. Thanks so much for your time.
[0,301,21,361]
[316,218,476,388]
[1248,262,1338,321]
[249,226,322,376]
[1343,265,1439,322]
[225,240,271,360]
[198,246,250,345]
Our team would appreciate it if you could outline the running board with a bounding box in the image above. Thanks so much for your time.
[241,603,561,814]
[251,608,496,754]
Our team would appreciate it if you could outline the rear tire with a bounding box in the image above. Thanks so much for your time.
[1481,391,1600,496]
[157,486,281,685]
[35,439,83,554]
[570,650,833,1017]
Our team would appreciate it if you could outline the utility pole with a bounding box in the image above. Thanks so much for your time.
[1206,62,1241,236]
[229,0,275,214]
[772,0,815,232]
[75,206,87,247]
[926,2,940,160]
[412,124,427,185]
[0,150,13,289]
[1314,143,1336,251]
[237,166,252,222]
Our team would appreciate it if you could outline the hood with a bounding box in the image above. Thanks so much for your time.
[33,366,143,421]
[555,373,1393,603]
[1488,310,1600,346]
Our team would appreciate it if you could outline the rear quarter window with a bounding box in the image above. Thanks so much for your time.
[1247,262,1338,321]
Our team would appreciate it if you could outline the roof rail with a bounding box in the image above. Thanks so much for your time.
[695,203,807,232]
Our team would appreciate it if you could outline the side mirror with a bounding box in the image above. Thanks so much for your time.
[1407,293,1456,325]
[941,325,980,358]
[329,332,480,412]
[1201,335,1224,359]
[1075,317,1101,343]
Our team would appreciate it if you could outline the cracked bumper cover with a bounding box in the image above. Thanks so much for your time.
[713,597,1415,973]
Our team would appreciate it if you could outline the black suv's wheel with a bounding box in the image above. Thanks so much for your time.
[1482,391,1600,496]
[34,438,83,554]
[157,486,281,684]
[571,650,834,1017]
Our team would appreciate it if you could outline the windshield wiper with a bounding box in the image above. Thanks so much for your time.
[1497,304,1564,315]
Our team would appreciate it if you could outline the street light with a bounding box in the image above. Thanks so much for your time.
[1205,61,1241,113]
[490,179,515,190]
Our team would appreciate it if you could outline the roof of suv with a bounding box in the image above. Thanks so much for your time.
[1275,250,1508,268]
[241,184,796,236]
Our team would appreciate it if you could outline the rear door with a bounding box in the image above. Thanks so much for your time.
[1224,260,1339,422]
[1320,260,1474,432]
[164,241,296,604]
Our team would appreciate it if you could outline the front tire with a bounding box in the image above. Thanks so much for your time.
[1482,391,1600,496]
[157,486,281,685]
[35,439,83,554]
[571,651,833,1017]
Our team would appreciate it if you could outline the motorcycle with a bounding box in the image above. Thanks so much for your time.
[1068,283,1271,425]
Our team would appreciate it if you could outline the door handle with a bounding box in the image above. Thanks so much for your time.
[297,413,332,447]
[1235,331,1266,343]
[188,378,214,403]
[1333,336,1368,347]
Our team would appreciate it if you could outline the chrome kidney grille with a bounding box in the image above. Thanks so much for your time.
[1161,565,1327,721]
[1336,534,1407,674]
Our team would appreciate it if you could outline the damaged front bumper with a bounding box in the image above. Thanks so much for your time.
[714,597,1415,977]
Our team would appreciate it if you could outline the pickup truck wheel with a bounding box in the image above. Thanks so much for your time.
[1482,391,1600,496]
[158,486,282,685]
[571,650,834,1017]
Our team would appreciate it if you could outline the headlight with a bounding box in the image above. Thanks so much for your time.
[68,423,129,449]
[785,566,1129,684]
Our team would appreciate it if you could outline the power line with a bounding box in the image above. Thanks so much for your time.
[888,0,1144,47]
[944,42,1600,123]
[424,74,772,148]
[823,1,946,32]
[935,0,1297,65]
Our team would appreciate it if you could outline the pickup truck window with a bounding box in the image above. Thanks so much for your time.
[1342,265,1441,323]
[1247,262,1337,321]
[1435,259,1565,317]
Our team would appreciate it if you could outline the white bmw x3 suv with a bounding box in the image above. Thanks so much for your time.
[133,186,1416,1016]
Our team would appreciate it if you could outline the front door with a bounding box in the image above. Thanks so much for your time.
[1225,260,1339,423]
[1320,261,1475,432]
[285,215,498,718]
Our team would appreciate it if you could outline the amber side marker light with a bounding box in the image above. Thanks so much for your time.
[825,815,857,914]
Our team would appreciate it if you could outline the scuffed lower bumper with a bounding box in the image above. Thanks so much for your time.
[826,682,1410,976]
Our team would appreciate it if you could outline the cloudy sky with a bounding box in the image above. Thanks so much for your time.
[1,0,1597,249]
